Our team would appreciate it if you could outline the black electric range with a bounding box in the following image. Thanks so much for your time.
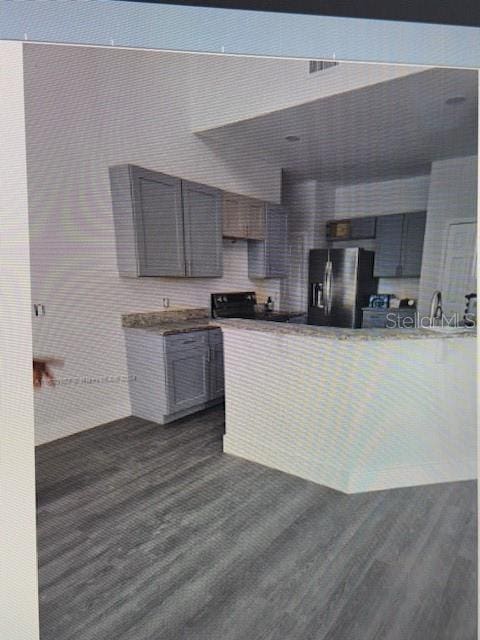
[211,291,292,322]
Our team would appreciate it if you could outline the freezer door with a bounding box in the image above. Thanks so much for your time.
[308,250,329,325]
[327,248,360,328]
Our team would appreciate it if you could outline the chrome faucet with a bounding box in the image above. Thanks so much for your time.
[429,290,443,325]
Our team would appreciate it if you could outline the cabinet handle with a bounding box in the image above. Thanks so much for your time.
[206,347,211,363]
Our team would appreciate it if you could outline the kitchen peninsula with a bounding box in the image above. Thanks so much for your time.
[219,319,476,494]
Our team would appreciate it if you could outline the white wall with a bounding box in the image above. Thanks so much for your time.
[418,155,478,317]
[24,44,283,444]
[223,327,477,493]
[189,54,427,132]
[0,42,39,640]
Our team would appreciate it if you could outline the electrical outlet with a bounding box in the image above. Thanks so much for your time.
[33,303,46,317]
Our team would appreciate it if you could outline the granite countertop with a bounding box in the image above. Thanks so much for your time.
[127,319,220,336]
[122,307,220,336]
[121,307,306,336]
[121,307,476,340]
[253,309,305,320]
[216,318,477,341]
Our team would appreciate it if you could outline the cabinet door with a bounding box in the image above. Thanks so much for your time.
[246,198,266,240]
[362,309,387,328]
[132,166,185,276]
[350,216,376,240]
[401,211,426,277]
[110,165,185,277]
[373,214,404,277]
[265,205,288,278]
[166,346,209,414]
[182,180,223,277]
[222,192,248,238]
[248,205,288,279]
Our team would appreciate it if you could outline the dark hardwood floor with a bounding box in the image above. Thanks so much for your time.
[36,406,477,640]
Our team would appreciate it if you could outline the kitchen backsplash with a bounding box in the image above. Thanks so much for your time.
[377,277,420,301]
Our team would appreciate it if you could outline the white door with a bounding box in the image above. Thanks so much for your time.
[440,221,477,321]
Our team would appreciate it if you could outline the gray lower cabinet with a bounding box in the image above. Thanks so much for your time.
[374,211,426,278]
[124,328,224,424]
[287,314,308,324]
[109,164,222,277]
[248,204,288,278]
[165,346,210,413]
[362,307,416,328]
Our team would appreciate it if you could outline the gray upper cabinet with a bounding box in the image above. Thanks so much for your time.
[373,214,404,277]
[326,216,376,241]
[110,165,185,277]
[248,204,288,279]
[182,180,223,277]
[350,216,376,240]
[401,211,427,277]
[109,164,222,278]
[373,211,426,278]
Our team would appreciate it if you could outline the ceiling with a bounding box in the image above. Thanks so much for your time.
[198,67,478,184]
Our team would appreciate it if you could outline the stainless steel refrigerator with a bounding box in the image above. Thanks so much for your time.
[308,248,377,327]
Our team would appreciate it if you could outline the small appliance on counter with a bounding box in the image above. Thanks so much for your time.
[368,295,417,310]
[399,298,417,309]
[368,294,391,309]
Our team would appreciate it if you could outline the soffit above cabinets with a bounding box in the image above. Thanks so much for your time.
[198,67,477,184]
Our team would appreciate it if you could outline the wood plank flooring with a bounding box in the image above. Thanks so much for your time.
[36,406,477,640]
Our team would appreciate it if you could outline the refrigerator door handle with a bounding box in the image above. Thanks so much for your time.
[323,268,329,314]
[325,261,333,315]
